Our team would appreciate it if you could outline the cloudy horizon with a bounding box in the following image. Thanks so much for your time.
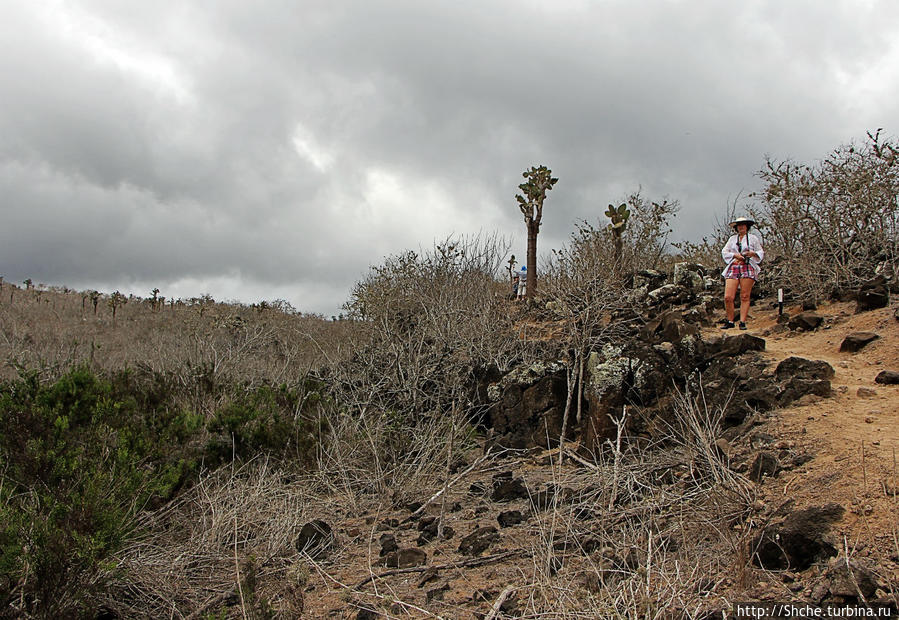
[2,1,897,315]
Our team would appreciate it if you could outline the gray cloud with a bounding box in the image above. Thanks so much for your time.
[2,1,898,314]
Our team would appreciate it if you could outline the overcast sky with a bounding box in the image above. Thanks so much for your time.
[2,1,897,315]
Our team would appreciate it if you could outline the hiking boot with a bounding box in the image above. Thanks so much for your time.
[739,322,747,330]
[721,321,735,329]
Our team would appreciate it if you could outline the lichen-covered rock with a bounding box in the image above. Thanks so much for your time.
[673,262,706,293]
[647,283,684,305]
[633,269,667,293]
[587,344,650,398]
[486,361,572,449]
[580,345,648,453]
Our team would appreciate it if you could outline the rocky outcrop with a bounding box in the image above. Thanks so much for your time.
[839,332,880,352]
[856,276,890,313]
[485,361,574,449]
[295,520,335,559]
[633,263,719,317]
[789,311,823,331]
[875,370,899,384]
[752,503,844,570]
[487,269,844,456]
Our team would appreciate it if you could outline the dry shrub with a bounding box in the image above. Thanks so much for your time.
[107,459,311,618]
[557,191,678,283]
[509,386,756,618]
[313,403,474,507]
[539,190,681,356]
[0,284,354,380]
[321,234,545,496]
[753,129,899,302]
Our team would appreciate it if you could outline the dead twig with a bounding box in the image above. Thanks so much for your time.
[561,445,598,470]
[484,585,516,620]
[355,550,525,588]
[408,447,495,520]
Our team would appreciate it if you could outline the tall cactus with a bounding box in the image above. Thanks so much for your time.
[605,203,631,266]
[516,165,558,300]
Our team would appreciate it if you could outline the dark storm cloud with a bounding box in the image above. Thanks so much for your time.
[1,1,897,313]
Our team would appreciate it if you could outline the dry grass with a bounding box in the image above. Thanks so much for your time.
[1,282,768,618]
[107,458,311,618]
[0,283,356,385]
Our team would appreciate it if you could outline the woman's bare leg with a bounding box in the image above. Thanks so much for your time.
[724,279,739,322]
[739,278,755,323]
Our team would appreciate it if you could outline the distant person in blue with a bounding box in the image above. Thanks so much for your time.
[516,266,527,300]
[721,216,764,330]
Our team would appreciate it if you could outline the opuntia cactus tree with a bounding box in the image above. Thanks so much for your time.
[605,202,631,266]
[516,165,558,300]
[108,291,127,326]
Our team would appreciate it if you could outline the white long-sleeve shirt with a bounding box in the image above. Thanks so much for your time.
[721,233,764,277]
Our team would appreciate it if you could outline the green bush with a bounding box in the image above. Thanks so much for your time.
[0,366,201,616]
[205,381,324,466]
[0,364,328,615]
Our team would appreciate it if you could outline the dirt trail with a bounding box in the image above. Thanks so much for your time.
[717,301,899,578]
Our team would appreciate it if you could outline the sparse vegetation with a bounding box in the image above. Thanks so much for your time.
[1,133,897,616]
[754,129,899,302]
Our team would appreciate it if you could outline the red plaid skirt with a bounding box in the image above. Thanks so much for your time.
[724,261,758,280]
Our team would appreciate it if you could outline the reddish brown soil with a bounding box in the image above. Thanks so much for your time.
[743,302,899,586]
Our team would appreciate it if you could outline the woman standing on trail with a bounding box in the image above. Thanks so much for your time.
[721,216,764,330]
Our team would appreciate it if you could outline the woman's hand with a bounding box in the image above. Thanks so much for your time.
[734,253,745,262]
